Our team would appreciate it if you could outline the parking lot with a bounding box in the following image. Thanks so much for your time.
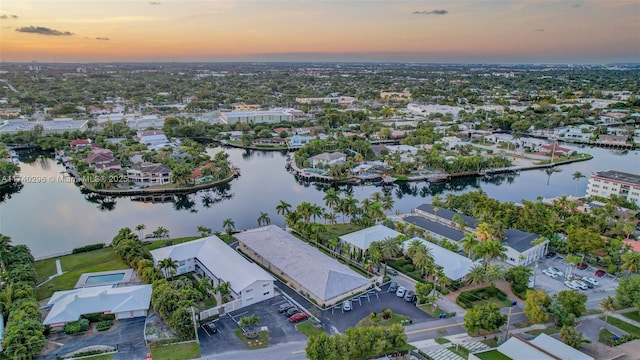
[198,295,307,356]
[322,282,435,333]
[532,254,618,296]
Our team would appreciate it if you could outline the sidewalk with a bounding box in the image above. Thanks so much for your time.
[610,312,640,328]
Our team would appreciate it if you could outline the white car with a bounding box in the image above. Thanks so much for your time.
[564,281,579,290]
[342,300,351,312]
[547,267,564,277]
[582,277,599,287]
[542,269,558,278]
[572,281,588,290]
[396,286,406,298]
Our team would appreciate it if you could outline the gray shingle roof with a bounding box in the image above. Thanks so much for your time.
[236,226,370,302]
[415,204,478,228]
[503,229,540,252]
[404,215,466,242]
[339,225,402,250]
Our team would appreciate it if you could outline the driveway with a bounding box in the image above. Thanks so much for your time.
[43,318,147,360]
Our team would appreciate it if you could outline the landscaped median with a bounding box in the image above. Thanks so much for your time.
[233,329,269,350]
[149,341,200,360]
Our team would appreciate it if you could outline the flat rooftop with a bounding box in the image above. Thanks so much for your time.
[593,170,640,186]
[0,119,88,132]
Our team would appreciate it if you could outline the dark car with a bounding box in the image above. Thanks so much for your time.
[388,282,398,293]
[289,312,308,323]
[278,302,294,313]
[595,269,606,277]
[286,307,300,316]
[202,321,219,335]
[545,252,556,259]
[577,263,588,270]
[387,268,398,276]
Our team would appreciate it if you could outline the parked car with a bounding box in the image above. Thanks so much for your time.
[343,300,352,312]
[286,307,299,316]
[577,263,588,270]
[278,302,294,313]
[582,277,599,287]
[573,280,589,290]
[387,268,398,276]
[289,312,308,323]
[545,252,557,259]
[404,290,415,302]
[595,269,606,277]
[388,282,398,293]
[542,269,558,278]
[202,321,218,335]
[564,281,579,290]
[396,286,406,298]
[548,267,564,277]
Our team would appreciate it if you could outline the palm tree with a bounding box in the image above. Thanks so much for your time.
[275,200,292,222]
[323,189,341,222]
[342,195,359,223]
[466,265,487,289]
[485,263,505,287]
[309,204,323,223]
[475,222,494,242]
[621,251,640,274]
[158,257,178,279]
[198,277,214,297]
[406,238,425,259]
[155,226,169,239]
[296,201,314,223]
[572,171,585,196]
[285,210,302,229]
[328,237,339,254]
[380,237,402,260]
[223,218,235,235]
[135,224,146,239]
[0,235,13,272]
[460,234,479,259]
[257,212,271,226]
[197,225,212,237]
[382,193,395,213]
[216,281,231,303]
[600,296,616,330]
[474,239,507,268]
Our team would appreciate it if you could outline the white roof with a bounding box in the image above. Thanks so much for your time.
[403,238,474,281]
[44,285,152,325]
[150,236,274,294]
[498,336,555,360]
[530,333,594,360]
[339,225,402,251]
[236,226,371,302]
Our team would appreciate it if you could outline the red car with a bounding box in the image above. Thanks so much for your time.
[289,312,308,323]
[595,269,606,277]
[577,263,588,270]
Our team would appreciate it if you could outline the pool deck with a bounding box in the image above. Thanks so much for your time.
[74,269,134,288]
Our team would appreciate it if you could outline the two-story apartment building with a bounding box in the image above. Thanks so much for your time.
[126,163,171,185]
[587,170,640,206]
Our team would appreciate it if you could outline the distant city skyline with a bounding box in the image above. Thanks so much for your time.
[1,0,638,63]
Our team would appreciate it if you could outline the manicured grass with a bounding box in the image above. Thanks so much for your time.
[435,337,451,344]
[200,296,217,309]
[448,345,469,358]
[621,310,640,323]
[357,313,411,327]
[218,234,236,244]
[417,304,451,318]
[525,327,559,336]
[474,349,512,360]
[599,328,617,346]
[296,322,325,337]
[35,247,128,300]
[600,316,640,337]
[233,329,269,349]
[456,287,513,309]
[325,223,365,236]
[482,337,500,348]
[142,236,200,252]
[149,341,200,360]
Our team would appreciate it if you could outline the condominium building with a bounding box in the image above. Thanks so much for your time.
[587,170,640,206]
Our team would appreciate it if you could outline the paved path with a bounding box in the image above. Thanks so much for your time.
[610,312,640,328]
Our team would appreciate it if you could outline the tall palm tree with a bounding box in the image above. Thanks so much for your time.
[285,210,302,229]
[475,222,494,242]
[600,296,616,330]
[216,281,231,303]
[309,204,324,223]
[135,224,146,239]
[158,257,178,279]
[475,239,507,268]
[466,265,487,289]
[460,233,479,259]
[197,225,212,237]
[485,263,505,287]
[382,193,395,213]
[572,171,585,196]
[275,200,291,222]
[370,191,384,204]
[156,226,169,239]
[621,251,640,274]
[257,212,271,226]
[296,201,314,223]
[342,194,359,223]
[223,218,235,235]
[406,238,425,259]
[380,237,402,260]
[323,189,341,222]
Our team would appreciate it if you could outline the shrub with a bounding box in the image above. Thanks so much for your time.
[96,319,114,331]
[83,312,115,323]
[486,286,497,296]
[72,243,105,254]
[404,264,415,272]
[496,291,507,301]
[382,308,392,320]
[370,312,377,320]
[481,292,489,300]
[64,318,90,334]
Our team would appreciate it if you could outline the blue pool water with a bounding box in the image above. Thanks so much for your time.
[85,273,125,285]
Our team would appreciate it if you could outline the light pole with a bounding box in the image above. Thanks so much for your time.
[505,301,516,342]
[191,306,200,344]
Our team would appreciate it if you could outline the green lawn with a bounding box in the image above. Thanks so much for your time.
[149,342,200,360]
[325,223,365,236]
[234,330,269,350]
[621,310,640,323]
[435,338,451,344]
[417,304,451,318]
[357,313,411,327]
[35,247,128,300]
[474,349,512,360]
[142,236,200,252]
[296,322,325,337]
[599,328,617,346]
[456,287,513,309]
[525,327,559,336]
[600,316,640,337]
[448,345,469,358]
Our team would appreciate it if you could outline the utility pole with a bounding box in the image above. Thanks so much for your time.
[191,306,200,344]
[505,302,515,342]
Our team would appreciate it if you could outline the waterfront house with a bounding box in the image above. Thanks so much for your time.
[308,152,347,168]
[597,134,629,147]
[339,225,403,254]
[126,162,171,185]
[252,137,286,146]
[539,144,573,157]
[288,135,315,148]
[150,236,275,308]
[136,130,169,147]
[402,238,474,281]
[69,139,97,150]
[85,148,121,171]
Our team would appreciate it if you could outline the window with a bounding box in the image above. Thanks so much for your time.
[179,260,185,266]
[246,297,253,302]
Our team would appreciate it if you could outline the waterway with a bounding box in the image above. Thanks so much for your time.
[0,145,638,258]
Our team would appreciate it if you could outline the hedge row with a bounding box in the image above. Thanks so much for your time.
[72,243,105,254]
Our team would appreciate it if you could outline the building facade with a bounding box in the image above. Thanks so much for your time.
[587,170,640,206]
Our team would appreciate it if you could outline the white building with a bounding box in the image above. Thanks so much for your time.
[402,238,474,281]
[339,225,403,253]
[220,110,294,124]
[308,152,347,167]
[470,334,593,360]
[126,163,171,185]
[43,284,152,326]
[0,119,88,134]
[150,236,275,308]
[296,96,356,105]
[587,170,640,206]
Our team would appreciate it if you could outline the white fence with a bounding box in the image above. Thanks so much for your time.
[199,298,243,320]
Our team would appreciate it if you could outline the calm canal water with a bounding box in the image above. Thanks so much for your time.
[1,145,638,258]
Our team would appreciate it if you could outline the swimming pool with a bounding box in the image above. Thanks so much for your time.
[85,272,125,285]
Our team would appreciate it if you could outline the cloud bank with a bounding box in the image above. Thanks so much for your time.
[413,10,448,15]
[16,26,73,36]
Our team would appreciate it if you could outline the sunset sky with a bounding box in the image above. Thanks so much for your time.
[1,0,638,63]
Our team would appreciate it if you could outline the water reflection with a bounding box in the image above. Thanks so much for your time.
[0,181,24,203]
[85,193,117,211]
